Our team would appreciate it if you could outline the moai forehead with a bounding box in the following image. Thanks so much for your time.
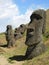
[28,9,46,28]
[30,9,46,20]
[7,25,12,30]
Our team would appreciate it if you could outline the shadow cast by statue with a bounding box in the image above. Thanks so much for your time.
[9,55,27,61]
[0,44,7,48]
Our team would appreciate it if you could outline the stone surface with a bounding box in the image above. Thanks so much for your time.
[25,9,46,59]
[14,24,26,40]
[6,25,15,48]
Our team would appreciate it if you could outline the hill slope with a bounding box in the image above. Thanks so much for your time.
[46,9,49,31]
[0,9,49,65]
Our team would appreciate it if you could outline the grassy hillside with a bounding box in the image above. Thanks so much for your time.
[46,9,49,32]
[0,31,49,65]
[0,10,49,65]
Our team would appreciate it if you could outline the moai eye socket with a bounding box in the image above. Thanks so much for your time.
[30,13,42,20]
[21,32,23,34]
[14,34,17,37]
[36,14,42,20]
[15,28,17,31]
[20,25,23,28]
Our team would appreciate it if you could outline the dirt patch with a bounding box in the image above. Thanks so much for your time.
[0,55,24,65]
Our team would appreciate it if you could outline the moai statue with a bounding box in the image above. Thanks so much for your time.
[19,24,26,34]
[14,24,26,40]
[25,9,46,59]
[14,28,22,40]
[6,25,15,48]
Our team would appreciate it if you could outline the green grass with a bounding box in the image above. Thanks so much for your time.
[0,32,49,65]
[0,22,49,65]
[0,32,27,63]
[43,35,48,42]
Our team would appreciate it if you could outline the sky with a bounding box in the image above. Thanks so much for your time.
[0,0,49,33]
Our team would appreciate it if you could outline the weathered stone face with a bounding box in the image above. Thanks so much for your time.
[6,25,15,48]
[19,24,26,34]
[14,24,26,40]
[25,9,46,46]
[6,25,13,41]
[25,9,46,59]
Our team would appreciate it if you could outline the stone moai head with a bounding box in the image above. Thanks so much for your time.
[25,9,46,46]
[19,24,26,34]
[7,25,12,30]
[6,25,13,41]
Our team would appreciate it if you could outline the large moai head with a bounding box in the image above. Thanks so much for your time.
[6,25,15,48]
[25,9,46,46]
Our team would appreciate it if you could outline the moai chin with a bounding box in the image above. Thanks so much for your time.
[6,25,15,48]
[25,9,46,59]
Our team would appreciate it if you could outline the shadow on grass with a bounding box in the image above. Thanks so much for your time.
[0,44,7,47]
[9,55,27,61]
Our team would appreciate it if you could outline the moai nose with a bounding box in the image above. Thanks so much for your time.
[27,28,34,35]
